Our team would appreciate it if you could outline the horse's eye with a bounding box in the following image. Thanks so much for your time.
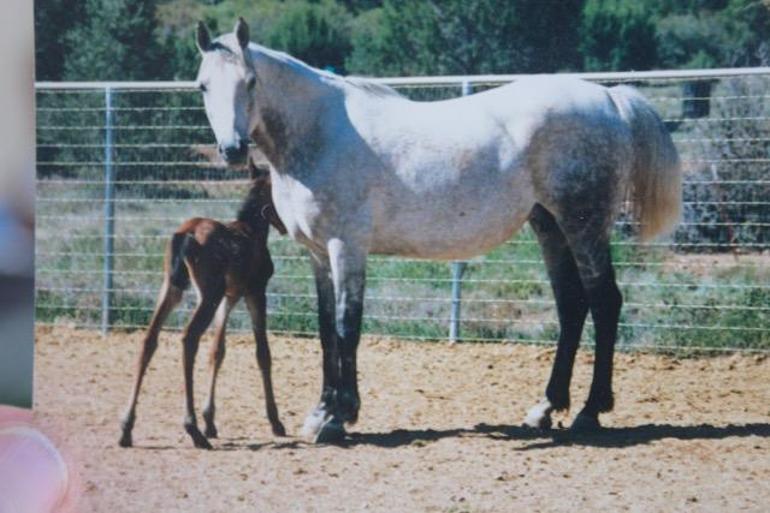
[246,77,257,90]
[198,83,208,93]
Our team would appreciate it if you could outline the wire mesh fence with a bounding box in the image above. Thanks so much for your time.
[35,69,770,352]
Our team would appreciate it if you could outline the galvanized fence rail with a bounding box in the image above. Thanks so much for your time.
[35,68,770,352]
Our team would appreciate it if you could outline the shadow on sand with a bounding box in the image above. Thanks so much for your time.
[321,422,769,450]
[130,423,770,451]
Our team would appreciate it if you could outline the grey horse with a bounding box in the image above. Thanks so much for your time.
[195,19,681,442]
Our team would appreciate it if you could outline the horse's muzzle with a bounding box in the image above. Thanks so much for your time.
[219,141,248,165]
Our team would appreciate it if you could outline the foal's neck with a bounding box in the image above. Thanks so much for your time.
[236,192,271,240]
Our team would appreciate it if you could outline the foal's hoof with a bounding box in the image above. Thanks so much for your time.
[185,425,213,450]
[314,417,346,444]
[272,421,287,437]
[571,412,601,433]
[118,431,133,448]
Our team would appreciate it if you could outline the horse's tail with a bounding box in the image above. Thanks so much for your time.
[609,85,682,241]
[167,232,194,290]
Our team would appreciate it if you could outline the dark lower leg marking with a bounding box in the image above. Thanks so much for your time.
[529,204,589,413]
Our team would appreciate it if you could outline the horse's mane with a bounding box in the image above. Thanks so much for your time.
[342,76,402,98]
[248,43,402,99]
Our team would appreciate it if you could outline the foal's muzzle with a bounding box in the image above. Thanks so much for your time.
[219,140,248,165]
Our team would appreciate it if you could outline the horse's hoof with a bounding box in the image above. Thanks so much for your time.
[523,398,553,430]
[204,425,218,439]
[571,412,601,433]
[185,424,213,449]
[301,406,328,439]
[338,391,360,425]
[272,421,287,437]
[192,435,213,450]
[314,417,346,444]
[118,432,133,448]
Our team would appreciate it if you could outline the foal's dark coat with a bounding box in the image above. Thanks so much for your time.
[119,163,287,449]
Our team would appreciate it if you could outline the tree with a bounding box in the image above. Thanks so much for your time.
[63,0,170,80]
[264,0,353,73]
[347,0,583,77]
[580,0,658,71]
[35,0,87,80]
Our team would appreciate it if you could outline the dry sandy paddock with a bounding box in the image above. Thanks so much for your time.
[34,326,769,512]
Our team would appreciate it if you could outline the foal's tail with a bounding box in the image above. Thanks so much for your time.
[609,85,682,241]
[166,232,195,290]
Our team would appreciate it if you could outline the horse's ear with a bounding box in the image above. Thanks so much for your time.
[235,17,250,49]
[196,21,211,53]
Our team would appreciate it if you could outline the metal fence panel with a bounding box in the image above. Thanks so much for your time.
[35,69,770,352]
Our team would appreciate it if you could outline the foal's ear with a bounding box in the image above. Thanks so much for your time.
[266,206,287,236]
[196,21,212,53]
[248,159,271,181]
[235,17,250,49]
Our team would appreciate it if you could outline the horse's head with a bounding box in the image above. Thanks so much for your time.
[196,18,256,166]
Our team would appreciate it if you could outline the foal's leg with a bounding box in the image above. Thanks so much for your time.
[119,279,183,447]
[301,253,341,440]
[244,289,286,436]
[202,296,237,439]
[181,282,224,449]
[524,204,589,430]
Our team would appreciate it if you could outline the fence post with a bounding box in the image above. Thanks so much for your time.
[449,261,467,343]
[448,80,473,343]
[101,87,115,336]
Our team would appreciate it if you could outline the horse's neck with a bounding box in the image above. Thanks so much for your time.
[249,47,342,170]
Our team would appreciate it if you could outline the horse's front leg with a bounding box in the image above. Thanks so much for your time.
[328,238,366,426]
[303,240,367,443]
[302,252,342,441]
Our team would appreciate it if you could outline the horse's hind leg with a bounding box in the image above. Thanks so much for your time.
[202,296,237,439]
[558,212,622,431]
[119,279,183,447]
[181,284,223,449]
[524,204,589,430]
[245,289,286,437]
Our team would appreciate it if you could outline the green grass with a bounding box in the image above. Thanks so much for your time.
[35,192,769,352]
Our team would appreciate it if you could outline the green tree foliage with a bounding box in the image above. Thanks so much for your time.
[155,0,208,79]
[348,0,583,76]
[656,0,770,68]
[263,0,353,73]
[580,0,658,71]
[63,0,171,80]
[581,0,770,71]
[35,0,86,80]
[32,0,770,80]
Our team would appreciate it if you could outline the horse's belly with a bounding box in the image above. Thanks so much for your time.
[370,184,535,260]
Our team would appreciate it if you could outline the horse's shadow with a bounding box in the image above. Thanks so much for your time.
[324,422,770,450]
[181,422,770,452]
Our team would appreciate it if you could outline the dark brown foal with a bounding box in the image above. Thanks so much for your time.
[119,162,288,449]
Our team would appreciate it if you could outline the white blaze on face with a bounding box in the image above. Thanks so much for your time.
[197,51,253,155]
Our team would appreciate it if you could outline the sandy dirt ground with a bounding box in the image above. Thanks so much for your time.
[34,326,769,513]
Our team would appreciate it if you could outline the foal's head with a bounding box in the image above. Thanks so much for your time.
[237,160,287,235]
[196,18,256,165]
